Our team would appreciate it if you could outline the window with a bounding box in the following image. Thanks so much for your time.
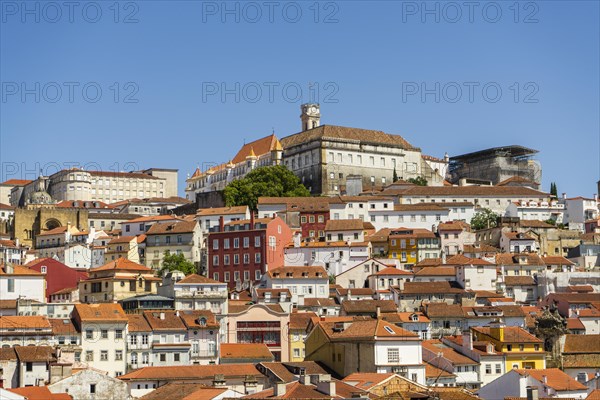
[387,348,400,363]
[224,255,230,265]
[495,364,501,374]
[254,236,261,247]
[519,344,524,351]
[534,344,540,351]
[142,334,148,345]
[485,364,491,374]
[100,350,108,361]
[86,351,94,361]
[213,272,219,281]
[213,239,219,250]
[86,330,93,339]
[234,254,240,264]
[224,238,230,249]
[174,353,180,362]
[255,253,261,263]
[26,362,33,372]
[243,253,250,264]
[160,353,166,362]
[74,352,81,362]
[212,255,219,266]
[233,238,239,248]
[115,329,123,339]
[115,350,123,360]
[243,237,250,248]
[90,384,96,394]
[507,344,512,351]
[101,330,108,339]
[7,278,14,292]
[255,270,262,280]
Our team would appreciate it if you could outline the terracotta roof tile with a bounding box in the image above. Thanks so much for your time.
[371,267,412,276]
[281,125,419,151]
[514,368,587,391]
[341,300,397,314]
[143,310,186,331]
[268,266,328,279]
[220,343,274,360]
[1,179,32,186]
[90,257,154,272]
[290,312,318,330]
[73,303,127,322]
[8,386,71,400]
[504,276,536,286]
[325,219,365,232]
[14,345,57,362]
[302,298,338,308]
[178,274,223,284]
[138,382,225,400]
[146,220,198,235]
[0,316,51,330]
[178,310,219,329]
[119,363,263,381]
[49,318,78,335]
[563,334,600,353]
[473,326,542,343]
[197,206,249,216]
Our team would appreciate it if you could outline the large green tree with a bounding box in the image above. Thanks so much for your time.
[470,208,499,230]
[224,165,310,211]
[161,251,197,275]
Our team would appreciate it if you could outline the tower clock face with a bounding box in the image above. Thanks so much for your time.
[310,106,317,114]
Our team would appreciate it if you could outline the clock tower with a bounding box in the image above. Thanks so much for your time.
[300,103,321,131]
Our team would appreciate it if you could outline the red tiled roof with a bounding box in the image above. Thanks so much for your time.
[0,179,31,186]
[220,343,274,360]
[73,303,127,322]
[8,386,71,400]
[178,274,223,284]
[232,134,281,164]
[119,364,263,381]
[90,257,153,272]
[197,206,249,216]
[514,368,587,391]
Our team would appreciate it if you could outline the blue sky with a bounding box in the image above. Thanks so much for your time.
[1,0,598,197]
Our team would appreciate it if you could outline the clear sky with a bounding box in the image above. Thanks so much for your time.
[1,0,599,197]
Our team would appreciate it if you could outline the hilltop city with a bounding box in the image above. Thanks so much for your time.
[0,104,599,400]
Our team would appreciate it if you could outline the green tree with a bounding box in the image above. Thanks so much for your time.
[408,176,428,186]
[393,168,398,183]
[161,251,197,275]
[470,208,499,230]
[550,182,558,197]
[224,165,310,211]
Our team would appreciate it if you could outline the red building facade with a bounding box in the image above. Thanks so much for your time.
[208,216,292,289]
[26,258,88,301]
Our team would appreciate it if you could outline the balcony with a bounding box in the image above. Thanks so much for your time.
[127,343,151,350]
[191,349,218,358]
[176,291,227,299]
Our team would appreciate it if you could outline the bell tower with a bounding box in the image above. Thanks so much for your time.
[300,103,321,131]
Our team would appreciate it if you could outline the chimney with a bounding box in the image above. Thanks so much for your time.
[274,382,287,396]
[316,375,336,397]
[219,216,224,231]
[293,233,301,248]
[15,238,19,247]
[175,310,180,317]
[5,264,13,274]
[159,312,165,320]
[298,367,307,384]
[250,212,255,229]
[376,306,381,319]
[398,279,405,291]
[526,386,539,400]
[562,193,567,200]
[542,375,547,384]
[462,330,473,350]
[279,291,286,302]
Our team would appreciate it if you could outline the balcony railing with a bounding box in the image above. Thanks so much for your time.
[191,349,218,358]
[176,291,228,299]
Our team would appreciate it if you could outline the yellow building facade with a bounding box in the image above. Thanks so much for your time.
[472,325,545,370]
